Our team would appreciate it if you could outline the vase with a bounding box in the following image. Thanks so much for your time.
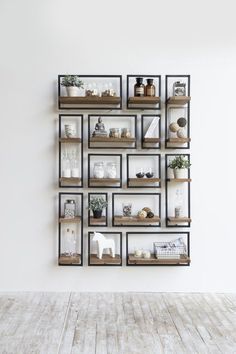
[66,86,79,97]
[93,210,102,219]
[174,168,187,179]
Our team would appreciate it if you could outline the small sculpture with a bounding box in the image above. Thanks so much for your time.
[138,210,147,219]
[177,128,186,138]
[92,117,108,137]
[93,231,115,259]
[177,117,187,128]
[169,122,180,133]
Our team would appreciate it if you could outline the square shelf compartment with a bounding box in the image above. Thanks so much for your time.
[141,115,161,149]
[165,106,190,149]
[88,232,122,266]
[126,232,190,266]
[88,154,122,188]
[58,192,83,266]
[166,75,191,106]
[88,114,137,149]
[112,193,161,227]
[165,154,191,227]
[127,154,161,188]
[58,75,122,110]
[88,193,108,227]
[59,114,83,188]
[126,75,161,110]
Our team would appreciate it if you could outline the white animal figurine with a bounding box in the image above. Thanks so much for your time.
[92,232,115,259]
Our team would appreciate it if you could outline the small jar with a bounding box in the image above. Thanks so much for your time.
[106,162,117,178]
[93,162,105,179]
[109,128,120,138]
[173,81,186,96]
[145,79,156,97]
[123,203,132,217]
[134,77,145,97]
[121,128,131,138]
[64,200,76,219]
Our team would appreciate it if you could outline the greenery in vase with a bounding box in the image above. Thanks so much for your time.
[168,156,191,169]
[88,197,108,211]
[61,75,84,88]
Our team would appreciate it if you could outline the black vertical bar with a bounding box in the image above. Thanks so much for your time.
[120,75,122,110]
[126,76,129,109]
[88,154,91,188]
[165,75,168,149]
[126,154,129,188]
[112,193,115,226]
[165,154,168,227]
[58,75,61,110]
[158,75,161,110]
[59,115,62,188]
[80,193,83,266]
[81,115,83,188]
[120,232,122,266]
[88,232,91,266]
[126,232,129,266]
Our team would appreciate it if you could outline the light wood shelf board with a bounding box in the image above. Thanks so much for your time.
[168,217,192,223]
[90,137,136,143]
[59,254,81,265]
[143,138,160,143]
[129,178,161,184]
[114,215,160,224]
[60,177,81,183]
[128,254,190,265]
[59,138,81,143]
[89,216,106,225]
[167,178,192,182]
[167,96,191,105]
[90,254,121,265]
[90,178,120,184]
[59,96,121,105]
[167,138,191,143]
[128,96,160,104]
[59,216,81,223]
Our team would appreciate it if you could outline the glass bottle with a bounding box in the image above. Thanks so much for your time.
[71,151,79,178]
[106,162,117,178]
[62,151,71,178]
[145,78,156,97]
[64,199,76,218]
[93,162,105,179]
[174,189,183,217]
[134,77,145,97]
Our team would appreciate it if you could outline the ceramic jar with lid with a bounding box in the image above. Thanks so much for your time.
[93,162,105,179]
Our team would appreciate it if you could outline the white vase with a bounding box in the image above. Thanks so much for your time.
[66,86,79,97]
[174,168,187,179]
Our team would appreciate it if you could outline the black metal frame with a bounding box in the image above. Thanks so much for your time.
[165,75,191,149]
[126,74,161,110]
[165,154,191,228]
[88,154,122,188]
[58,192,83,266]
[126,154,161,188]
[126,232,190,266]
[141,114,161,149]
[59,114,83,188]
[88,231,122,266]
[112,193,161,227]
[88,114,137,149]
[58,75,122,110]
[88,192,108,227]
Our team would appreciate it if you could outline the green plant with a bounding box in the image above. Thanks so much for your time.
[61,75,84,88]
[168,156,191,169]
[88,197,108,211]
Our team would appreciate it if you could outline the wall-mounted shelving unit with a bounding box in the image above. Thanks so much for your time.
[126,232,190,266]
[58,75,122,110]
[88,114,137,149]
[59,114,83,188]
[58,192,83,266]
[165,75,191,149]
[165,154,191,228]
[88,232,122,266]
[126,75,161,110]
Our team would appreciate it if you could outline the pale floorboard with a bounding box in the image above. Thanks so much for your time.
[0,293,236,354]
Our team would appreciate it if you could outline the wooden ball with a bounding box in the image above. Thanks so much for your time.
[177,128,186,138]
[177,117,187,127]
[138,210,147,219]
[169,122,179,132]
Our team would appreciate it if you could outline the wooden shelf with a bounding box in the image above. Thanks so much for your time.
[59,138,81,143]
[128,254,190,265]
[90,178,120,184]
[59,96,121,105]
[143,138,160,143]
[167,96,191,105]
[59,254,81,265]
[90,137,136,143]
[129,178,161,184]
[167,178,192,182]
[89,216,106,225]
[114,215,160,225]
[168,217,192,223]
[60,177,81,183]
[128,96,160,105]
[90,254,121,265]
[167,138,191,144]
[59,216,81,223]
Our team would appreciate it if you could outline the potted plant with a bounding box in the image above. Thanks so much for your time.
[168,155,191,179]
[61,75,84,97]
[88,196,108,219]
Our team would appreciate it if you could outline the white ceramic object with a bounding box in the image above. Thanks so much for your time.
[66,86,79,97]
[64,124,76,138]
[143,250,151,259]
[177,128,186,138]
[167,167,175,179]
[174,168,187,179]
[134,249,142,257]
[93,232,115,259]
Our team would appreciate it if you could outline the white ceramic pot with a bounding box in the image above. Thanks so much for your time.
[66,86,79,97]
[174,168,187,179]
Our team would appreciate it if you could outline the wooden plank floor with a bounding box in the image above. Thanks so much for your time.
[0,293,236,353]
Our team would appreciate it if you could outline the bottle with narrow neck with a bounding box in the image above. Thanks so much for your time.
[134,77,145,97]
[145,78,156,97]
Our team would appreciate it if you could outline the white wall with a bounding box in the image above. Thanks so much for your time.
[0,0,236,292]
